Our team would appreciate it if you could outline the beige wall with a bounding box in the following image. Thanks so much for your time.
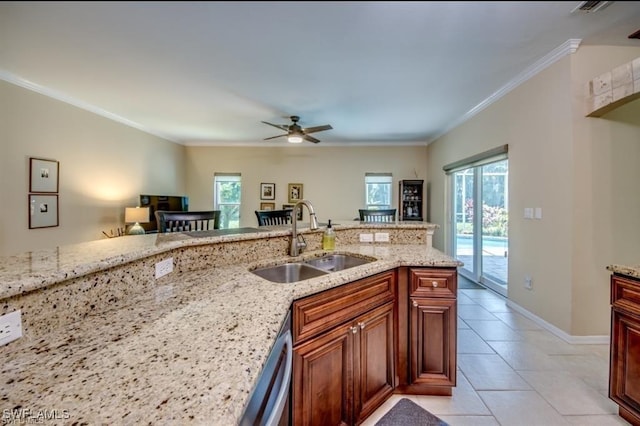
[427,45,640,336]
[184,145,428,227]
[0,81,187,256]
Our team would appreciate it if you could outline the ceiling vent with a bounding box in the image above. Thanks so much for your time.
[571,1,614,13]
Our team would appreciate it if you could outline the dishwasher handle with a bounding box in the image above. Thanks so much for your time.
[265,331,292,426]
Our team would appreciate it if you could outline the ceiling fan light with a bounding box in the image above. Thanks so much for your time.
[288,135,303,143]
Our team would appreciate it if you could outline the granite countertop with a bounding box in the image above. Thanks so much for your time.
[0,223,453,425]
[607,264,640,280]
[0,220,438,300]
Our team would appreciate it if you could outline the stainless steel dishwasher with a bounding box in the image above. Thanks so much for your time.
[239,309,292,426]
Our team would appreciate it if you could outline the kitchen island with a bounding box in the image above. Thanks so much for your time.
[0,221,460,425]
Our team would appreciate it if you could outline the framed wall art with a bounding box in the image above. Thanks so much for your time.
[30,157,59,193]
[260,183,275,200]
[29,194,59,229]
[288,183,303,203]
[260,202,275,211]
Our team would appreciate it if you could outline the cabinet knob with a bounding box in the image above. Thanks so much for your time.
[432,281,439,288]
[412,300,418,307]
[359,322,366,330]
[350,326,358,334]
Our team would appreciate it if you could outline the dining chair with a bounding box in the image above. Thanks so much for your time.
[358,208,397,222]
[255,209,293,226]
[155,210,221,233]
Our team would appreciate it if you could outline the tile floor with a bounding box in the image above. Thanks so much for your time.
[361,285,629,426]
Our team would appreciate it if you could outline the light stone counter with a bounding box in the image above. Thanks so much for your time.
[0,222,455,425]
[607,264,640,280]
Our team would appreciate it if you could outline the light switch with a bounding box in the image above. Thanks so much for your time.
[534,207,542,219]
[524,208,533,219]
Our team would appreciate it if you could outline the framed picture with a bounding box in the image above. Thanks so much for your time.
[260,183,275,200]
[29,157,59,193]
[288,183,303,203]
[260,202,275,211]
[29,194,59,229]
[283,203,303,221]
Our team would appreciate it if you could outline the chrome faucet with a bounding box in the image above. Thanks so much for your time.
[289,200,319,256]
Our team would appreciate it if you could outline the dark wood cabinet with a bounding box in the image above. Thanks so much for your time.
[292,271,396,426]
[396,267,457,395]
[610,273,640,426]
[291,266,458,424]
[399,180,424,221]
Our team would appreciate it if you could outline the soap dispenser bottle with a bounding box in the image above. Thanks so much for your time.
[322,220,336,251]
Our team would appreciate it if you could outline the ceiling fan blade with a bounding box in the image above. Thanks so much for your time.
[302,124,333,134]
[261,121,290,131]
[264,134,287,141]
[303,134,321,143]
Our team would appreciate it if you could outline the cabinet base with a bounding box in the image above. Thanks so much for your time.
[619,406,640,426]
[393,384,453,396]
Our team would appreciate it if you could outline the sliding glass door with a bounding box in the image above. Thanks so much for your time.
[452,159,508,296]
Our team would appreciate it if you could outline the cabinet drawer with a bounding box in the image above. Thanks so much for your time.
[612,275,640,316]
[409,268,457,298]
[292,270,395,345]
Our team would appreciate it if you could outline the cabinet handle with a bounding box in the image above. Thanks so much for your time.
[350,326,358,334]
[432,281,439,288]
[359,322,366,330]
[412,300,418,307]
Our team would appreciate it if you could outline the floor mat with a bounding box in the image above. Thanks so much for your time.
[458,274,484,289]
[375,398,449,426]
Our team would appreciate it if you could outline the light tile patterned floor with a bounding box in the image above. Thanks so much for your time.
[361,285,629,426]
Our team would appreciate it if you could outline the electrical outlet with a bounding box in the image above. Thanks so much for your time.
[0,310,23,346]
[155,258,174,279]
[524,276,533,290]
[359,233,374,243]
[374,232,389,242]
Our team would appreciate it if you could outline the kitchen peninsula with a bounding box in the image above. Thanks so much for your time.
[0,221,460,425]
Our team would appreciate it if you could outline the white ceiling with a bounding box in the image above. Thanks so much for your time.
[1,1,639,146]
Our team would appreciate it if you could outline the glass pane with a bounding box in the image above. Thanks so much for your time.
[219,205,240,229]
[366,183,391,207]
[218,181,241,203]
[481,160,508,285]
[454,168,474,275]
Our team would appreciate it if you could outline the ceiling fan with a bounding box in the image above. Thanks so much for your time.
[261,115,333,144]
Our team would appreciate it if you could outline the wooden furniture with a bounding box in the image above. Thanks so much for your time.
[155,210,220,233]
[399,179,424,221]
[358,208,396,222]
[396,267,457,395]
[292,271,396,426]
[291,266,458,425]
[609,273,640,426]
[255,209,293,226]
[139,194,189,232]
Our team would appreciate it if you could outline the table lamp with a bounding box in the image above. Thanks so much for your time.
[125,207,149,235]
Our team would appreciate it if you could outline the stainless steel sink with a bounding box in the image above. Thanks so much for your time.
[304,254,373,272]
[250,262,328,283]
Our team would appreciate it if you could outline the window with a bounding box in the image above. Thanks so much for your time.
[214,173,241,228]
[365,173,392,209]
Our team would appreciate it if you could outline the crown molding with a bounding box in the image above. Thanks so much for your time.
[427,38,582,144]
[0,69,179,143]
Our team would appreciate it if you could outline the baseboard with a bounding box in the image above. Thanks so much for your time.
[505,299,610,345]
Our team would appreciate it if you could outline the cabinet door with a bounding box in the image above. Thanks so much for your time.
[354,302,395,424]
[293,322,354,426]
[410,297,456,387]
[610,309,640,423]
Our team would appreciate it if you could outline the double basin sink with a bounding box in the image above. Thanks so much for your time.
[250,253,375,283]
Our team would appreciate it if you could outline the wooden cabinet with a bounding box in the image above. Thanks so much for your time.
[610,273,640,426]
[396,267,457,395]
[398,180,424,221]
[292,271,396,426]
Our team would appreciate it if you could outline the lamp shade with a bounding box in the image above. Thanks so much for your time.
[125,207,149,224]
